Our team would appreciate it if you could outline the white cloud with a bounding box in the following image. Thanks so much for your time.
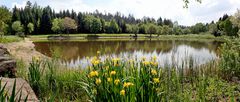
[9,0,240,26]
[11,0,27,8]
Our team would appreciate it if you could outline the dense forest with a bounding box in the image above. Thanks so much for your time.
[0,1,239,37]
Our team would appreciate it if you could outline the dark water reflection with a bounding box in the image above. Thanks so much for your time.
[34,39,222,68]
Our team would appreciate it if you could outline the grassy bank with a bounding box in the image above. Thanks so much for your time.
[0,36,21,43]
[30,33,226,42]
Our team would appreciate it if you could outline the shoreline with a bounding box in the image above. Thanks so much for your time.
[1,38,48,65]
[30,34,226,42]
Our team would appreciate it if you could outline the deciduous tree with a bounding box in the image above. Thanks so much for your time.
[27,22,34,35]
[90,17,102,34]
[63,17,77,34]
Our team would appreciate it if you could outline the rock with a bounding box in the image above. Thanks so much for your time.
[0,60,16,77]
[0,77,39,102]
[0,56,11,62]
[0,46,16,77]
[0,45,9,56]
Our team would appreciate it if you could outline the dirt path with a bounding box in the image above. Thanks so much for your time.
[1,38,48,65]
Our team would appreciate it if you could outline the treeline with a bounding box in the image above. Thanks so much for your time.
[0,1,240,37]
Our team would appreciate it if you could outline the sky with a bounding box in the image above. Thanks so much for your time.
[1,0,240,26]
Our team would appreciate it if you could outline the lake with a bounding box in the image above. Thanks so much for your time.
[34,39,222,68]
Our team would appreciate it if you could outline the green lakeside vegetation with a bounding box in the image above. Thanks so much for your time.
[0,36,21,43]
[0,0,240,101]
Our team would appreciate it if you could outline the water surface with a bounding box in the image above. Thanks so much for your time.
[34,39,222,68]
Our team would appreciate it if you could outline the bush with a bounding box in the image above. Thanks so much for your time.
[219,38,240,79]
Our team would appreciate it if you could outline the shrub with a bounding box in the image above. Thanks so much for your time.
[219,38,240,79]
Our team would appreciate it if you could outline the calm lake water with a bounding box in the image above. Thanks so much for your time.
[34,39,222,68]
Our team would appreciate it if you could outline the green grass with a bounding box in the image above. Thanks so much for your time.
[30,33,226,42]
[0,36,21,43]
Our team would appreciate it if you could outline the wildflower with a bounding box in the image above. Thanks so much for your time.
[129,59,134,63]
[153,78,160,83]
[105,66,109,70]
[110,71,116,76]
[86,56,90,60]
[123,82,134,88]
[151,69,157,75]
[155,88,161,92]
[91,59,100,66]
[33,56,40,62]
[114,79,120,85]
[152,56,157,61]
[107,77,112,82]
[120,89,125,96]
[112,58,120,67]
[93,56,97,60]
[143,61,150,66]
[93,88,97,94]
[150,61,158,66]
[95,78,101,85]
[112,58,120,62]
[114,63,119,67]
[141,57,146,61]
[89,71,99,77]
[97,51,101,54]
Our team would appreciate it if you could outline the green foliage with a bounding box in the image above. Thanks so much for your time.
[12,21,23,33]
[132,25,139,34]
[173,27,182,35]
[147,23,157,34]
[0,36,21,43]
[0,22,8,37]
[161,25,172,35]
[28,58,42,96]
[208,23,218,36]
[51,18,64,34]
[126,24,139,34]
[138,24,147,34]
[147,23,157,37]
[109,19,119,33]
[0,6,11,23]
[220,38,240,79]
[223,18,238,37]
[90,17,102,34]
[27,23,34,34]
[27,58,86,101]
[182,28,191,34]
[190,23,207,34]
[0,6,11,35]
